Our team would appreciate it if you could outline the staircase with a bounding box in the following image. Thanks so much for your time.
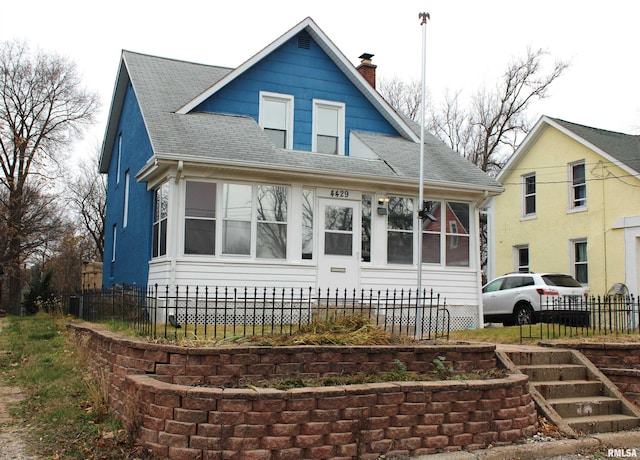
[497,347,640,436]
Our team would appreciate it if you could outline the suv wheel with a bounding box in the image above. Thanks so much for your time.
[514,304,533,325]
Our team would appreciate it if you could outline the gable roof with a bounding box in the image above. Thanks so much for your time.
[498,115,640,181]
[99,19,502,194]
[175,17,418,143]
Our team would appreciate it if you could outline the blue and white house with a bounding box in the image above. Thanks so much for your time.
[99,18,502,328]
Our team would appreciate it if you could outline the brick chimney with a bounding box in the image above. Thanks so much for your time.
[357,53,376,88]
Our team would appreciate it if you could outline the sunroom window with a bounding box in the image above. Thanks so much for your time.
[152,182,169,258]
[387,196,413,264]
[302,189,314,260]
[222,184,252,255]
[421,200,470,267]
[184,181,216,255]
[256,185,287,259]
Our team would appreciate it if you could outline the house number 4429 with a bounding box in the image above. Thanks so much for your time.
[330,190,350,198]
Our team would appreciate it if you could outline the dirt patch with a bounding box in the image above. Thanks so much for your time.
[0,320,42,459]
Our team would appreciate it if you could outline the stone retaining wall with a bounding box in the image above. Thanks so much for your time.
[68,324,538,459]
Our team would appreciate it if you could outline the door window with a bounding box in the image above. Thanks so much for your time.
[324,205,353,256]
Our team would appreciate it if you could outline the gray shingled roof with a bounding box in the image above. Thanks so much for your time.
[119,50,501,191]
[551,118,640,173]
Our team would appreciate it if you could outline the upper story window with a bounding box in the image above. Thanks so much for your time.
[152,182,169,258]
[570,161,586,209]
[313,100,345,155]
[116,133,122,184]
[259,92,294,149]
[123,170,130,228]
[523,173,536,216]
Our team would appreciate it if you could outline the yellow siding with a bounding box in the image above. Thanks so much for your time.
[493,125,640,294]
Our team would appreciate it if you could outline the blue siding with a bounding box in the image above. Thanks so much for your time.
[195,31,399,154]
[103,83,154,287]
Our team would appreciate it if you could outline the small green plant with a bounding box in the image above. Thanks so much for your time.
[384,359,410,380]
[431,355,454,378]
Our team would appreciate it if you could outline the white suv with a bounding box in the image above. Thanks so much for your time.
[482,273,588,326]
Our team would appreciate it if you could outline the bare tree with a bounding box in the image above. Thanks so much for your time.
[0,40,99,310]
[66,144,106,262]
[430,47,569,174]
[379,48,568,278]
[378,76,425,122]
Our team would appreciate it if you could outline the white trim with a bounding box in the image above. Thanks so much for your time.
[116,134,122,184]
[513,244,529,272]
[521,172,536,218]
[570,238,588,285]
[123,170,130,227]
[568,160,587,210]
[312,99,345,155]
[259,91,294,149]
[111,224,117,262]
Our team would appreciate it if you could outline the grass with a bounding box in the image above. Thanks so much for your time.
[449,323,640,344]
[0,313,152,460]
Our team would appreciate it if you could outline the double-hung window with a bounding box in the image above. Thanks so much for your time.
[387,196,413,264]
[515,245,529,272]
[152,182,169,258]
[523,173,536,216]
[313,100,345,155]
[123,170,130,228]
[184,181,216,255]
[570,161,586,209]
[572,239,588,284]
[259,92,294,149]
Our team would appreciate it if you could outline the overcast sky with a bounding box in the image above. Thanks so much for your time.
[2,0,639,162]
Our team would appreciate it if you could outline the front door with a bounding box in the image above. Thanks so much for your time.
[317,198,361,293]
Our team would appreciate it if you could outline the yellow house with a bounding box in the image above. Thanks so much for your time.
[488,116,640,295]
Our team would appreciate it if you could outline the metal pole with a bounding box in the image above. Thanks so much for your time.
[416,12,430,340]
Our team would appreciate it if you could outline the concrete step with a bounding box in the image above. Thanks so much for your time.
[518,363,587,382]
[507,350,574,366]
[563,414,640,435]
[547,396,622,418]
[534,380,602,399]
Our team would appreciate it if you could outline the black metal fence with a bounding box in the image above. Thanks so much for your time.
[520,294,640,342]
[63,285,450,341]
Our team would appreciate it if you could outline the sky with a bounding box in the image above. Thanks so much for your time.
[2,0,639,164]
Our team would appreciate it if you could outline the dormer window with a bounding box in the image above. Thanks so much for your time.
[259,92,294,149]
[313,100,345,155]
